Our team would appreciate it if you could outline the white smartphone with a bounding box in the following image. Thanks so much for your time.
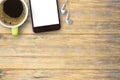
[29,0,61,33]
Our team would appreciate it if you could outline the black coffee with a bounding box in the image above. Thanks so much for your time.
[3,0,23,18]
[0,0,26,26]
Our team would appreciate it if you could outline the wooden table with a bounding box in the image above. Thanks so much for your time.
[0,0,120,80]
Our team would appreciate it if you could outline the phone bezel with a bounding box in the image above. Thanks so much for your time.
[29,0,61,33]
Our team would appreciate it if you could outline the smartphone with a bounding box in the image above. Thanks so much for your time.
[29,0,61,33]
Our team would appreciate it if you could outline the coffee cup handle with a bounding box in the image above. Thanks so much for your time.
[11,27,19,36]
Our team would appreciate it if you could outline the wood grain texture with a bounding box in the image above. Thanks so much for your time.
[0,0,120,80]
[0,35,120,57]
[0,56,120,69]
[0,70,120,80]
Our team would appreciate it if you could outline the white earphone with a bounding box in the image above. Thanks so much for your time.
[61,0,73,25]
[66,10,73,25]
[61,0,68,15]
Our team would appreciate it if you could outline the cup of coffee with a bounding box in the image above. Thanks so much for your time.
[0,0,28,36]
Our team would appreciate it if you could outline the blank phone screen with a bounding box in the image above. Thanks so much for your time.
[30,0,59,27]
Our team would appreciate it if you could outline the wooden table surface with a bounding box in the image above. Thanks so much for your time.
[0,0,120,80]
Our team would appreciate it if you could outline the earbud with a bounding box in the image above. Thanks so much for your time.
[66,10,73,25]
[61,0,73,25]
[61,0,68,15]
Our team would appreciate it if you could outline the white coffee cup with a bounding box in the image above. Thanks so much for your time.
[0,0,28,36]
